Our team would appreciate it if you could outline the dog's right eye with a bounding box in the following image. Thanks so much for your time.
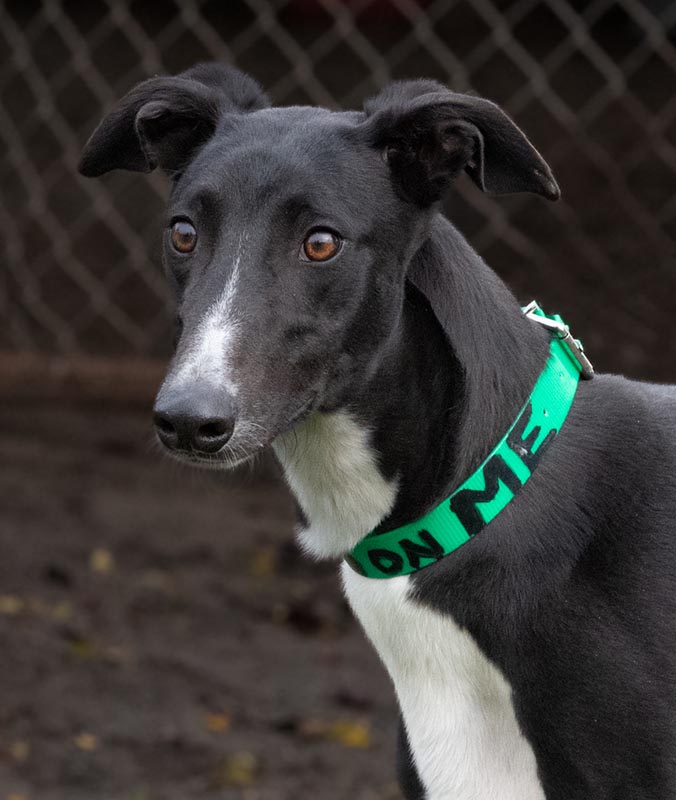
[170,220,198,254]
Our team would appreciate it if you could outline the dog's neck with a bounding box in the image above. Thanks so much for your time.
[273,215,550,559]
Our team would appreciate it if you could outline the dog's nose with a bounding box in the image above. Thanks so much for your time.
[153,389,235,455]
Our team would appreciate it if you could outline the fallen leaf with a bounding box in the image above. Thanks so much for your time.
[328,719,371,748]
[51,601,73,622]
[128,788,151,800]
[210,752,260,788]
[8,740,29,763]
[68,637,98,660]
[297,716,372,748]
[250,545,277,577]
[0,596,24,615]
[205,712,231,733]
[74,732,98,751]
[90,548,115,574]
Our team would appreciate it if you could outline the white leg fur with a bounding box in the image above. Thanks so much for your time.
[342,568,546,800]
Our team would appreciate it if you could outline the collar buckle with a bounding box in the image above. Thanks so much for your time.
[523,301,594,380]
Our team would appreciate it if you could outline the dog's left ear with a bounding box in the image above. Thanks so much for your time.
[79,63,269,178]
[364,82,559,205]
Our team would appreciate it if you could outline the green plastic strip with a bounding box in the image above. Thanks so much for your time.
[345,307,584,579]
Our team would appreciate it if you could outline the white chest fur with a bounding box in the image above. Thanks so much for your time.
[342,567,545,800]
[274,410,544,800]
[272,411,398,559]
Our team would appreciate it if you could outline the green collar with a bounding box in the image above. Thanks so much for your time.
[345,302,593,580]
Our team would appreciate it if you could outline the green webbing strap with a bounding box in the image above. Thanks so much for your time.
[344,303,591,580]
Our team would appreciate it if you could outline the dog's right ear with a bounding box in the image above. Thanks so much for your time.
[78,63,269,178]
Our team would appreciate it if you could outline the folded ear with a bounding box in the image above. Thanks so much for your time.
[79,63,269,178]
[365,83,559,206]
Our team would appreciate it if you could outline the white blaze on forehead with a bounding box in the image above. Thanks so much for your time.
[173,234,246,395]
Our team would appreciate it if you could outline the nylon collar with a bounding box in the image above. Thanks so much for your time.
[345,303,593,580]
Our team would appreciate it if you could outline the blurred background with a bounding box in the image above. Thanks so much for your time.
[1,1,675,798]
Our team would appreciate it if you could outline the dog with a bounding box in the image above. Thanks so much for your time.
[79,63,676,800]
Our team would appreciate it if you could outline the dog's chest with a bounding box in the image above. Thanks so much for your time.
[276,410,544,799]
[342,567,545,800]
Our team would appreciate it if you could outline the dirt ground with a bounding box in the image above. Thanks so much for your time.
[0,399,402,800]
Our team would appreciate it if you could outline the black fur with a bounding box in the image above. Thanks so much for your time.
[365,81,560,204]
[364,216,676,799]
[397,717,426,799]
[79,63,269,177]
[409,376,676,799]
[79,64,676,799]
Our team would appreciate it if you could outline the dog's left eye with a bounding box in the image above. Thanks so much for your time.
[300,230,342,262]
[170,220,198,254]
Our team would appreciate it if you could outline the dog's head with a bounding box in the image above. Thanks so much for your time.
[79,63,558,468]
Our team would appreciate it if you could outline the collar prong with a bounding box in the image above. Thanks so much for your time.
[523,301,594,379]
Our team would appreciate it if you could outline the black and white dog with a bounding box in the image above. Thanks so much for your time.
[79,63,676,799]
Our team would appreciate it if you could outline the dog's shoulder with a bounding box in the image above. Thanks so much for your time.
[571,372,676,466]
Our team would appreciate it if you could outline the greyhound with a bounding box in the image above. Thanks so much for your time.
[79,63,676,800]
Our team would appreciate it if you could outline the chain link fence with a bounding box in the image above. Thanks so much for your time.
[1,0,675,383]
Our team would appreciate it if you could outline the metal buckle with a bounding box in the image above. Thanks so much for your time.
[523,301,594,380]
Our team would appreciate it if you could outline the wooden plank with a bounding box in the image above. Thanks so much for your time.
[0,352,166,407]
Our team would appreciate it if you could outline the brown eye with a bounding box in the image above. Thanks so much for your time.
[302,230,341,262]
[170,220,197,254]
